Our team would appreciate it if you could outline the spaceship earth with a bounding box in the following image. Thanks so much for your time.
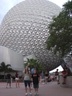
[0,0,61,71]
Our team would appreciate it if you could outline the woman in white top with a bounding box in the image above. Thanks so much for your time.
[23,66,32,96]
[15,72,20,88]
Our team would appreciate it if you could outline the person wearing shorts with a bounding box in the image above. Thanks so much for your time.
[31,69,40,96]
[23,66,32,96]
[55,69,60,84]
[15,72,20,88]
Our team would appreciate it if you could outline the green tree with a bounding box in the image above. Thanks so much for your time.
[0,62,13,79]
[46,1,72,57]
[24,58,43,73]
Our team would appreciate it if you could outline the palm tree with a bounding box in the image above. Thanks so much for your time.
[24,58,43,73]
[0,62,13,79]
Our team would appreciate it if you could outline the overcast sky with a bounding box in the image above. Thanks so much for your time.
[0,0,69,24]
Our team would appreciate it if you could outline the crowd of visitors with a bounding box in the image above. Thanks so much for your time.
[1,64,70,96]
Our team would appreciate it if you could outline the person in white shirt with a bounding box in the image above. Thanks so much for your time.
[23,66,32,96]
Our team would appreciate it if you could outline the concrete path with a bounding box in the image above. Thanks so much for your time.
[0,81,72,96]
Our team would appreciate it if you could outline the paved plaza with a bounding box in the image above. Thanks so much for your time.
[0,81,72,96]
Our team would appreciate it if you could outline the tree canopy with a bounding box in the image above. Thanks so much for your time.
[24,58,43,73]
[46,1,72,57]
[0,62,13,73]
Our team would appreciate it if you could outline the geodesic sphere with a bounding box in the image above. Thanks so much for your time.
[0,0,61,71]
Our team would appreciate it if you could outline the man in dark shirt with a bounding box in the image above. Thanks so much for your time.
[55,69,60,84]
[31,69,40,96]
[6,72,11,88]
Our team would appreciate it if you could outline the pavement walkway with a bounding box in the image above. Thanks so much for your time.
[0,81,72,96]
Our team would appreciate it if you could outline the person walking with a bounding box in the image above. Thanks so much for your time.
[31,69,40,96]
[62,68,68,84]
[45,71,49,83]
[23,66,32,96]
[15,72,20,88]
[55,69,60,84]
[6,72,12,88]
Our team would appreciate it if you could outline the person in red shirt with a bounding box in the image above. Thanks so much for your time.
[62,68,68,84]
